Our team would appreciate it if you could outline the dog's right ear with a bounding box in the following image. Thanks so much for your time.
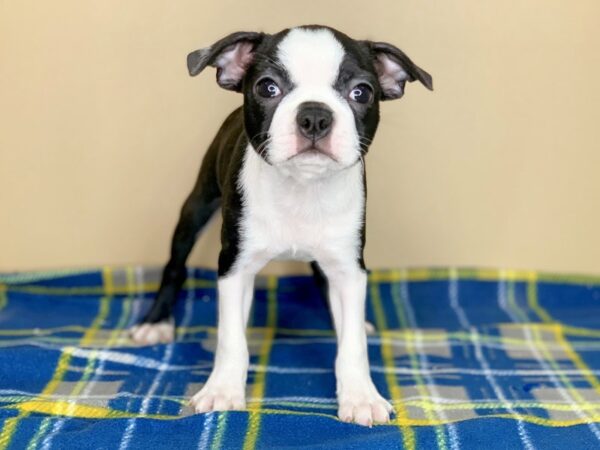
[187,31,266,92]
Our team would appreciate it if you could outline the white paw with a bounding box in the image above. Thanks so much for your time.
[129,320,175,345]
[189,383,246,413]
[338,390,394,426]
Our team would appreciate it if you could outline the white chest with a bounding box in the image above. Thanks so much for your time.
[236,147,365,272]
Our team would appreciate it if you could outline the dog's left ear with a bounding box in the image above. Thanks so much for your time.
[187,31,266,92]
[364,41,433,100]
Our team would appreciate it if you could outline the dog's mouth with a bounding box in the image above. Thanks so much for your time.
[288,144,338,162]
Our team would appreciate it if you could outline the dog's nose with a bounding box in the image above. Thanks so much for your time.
[296,102,333,142]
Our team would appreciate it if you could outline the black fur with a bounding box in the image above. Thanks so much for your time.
[141,108,247,323]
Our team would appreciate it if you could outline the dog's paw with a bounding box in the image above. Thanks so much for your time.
[189,383,246,413]
[365,321,376,335]
[338,390,394,426]
[129,320,175,345]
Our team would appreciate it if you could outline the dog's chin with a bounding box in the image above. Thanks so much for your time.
[279,156,337,181]
[272,147,358,182]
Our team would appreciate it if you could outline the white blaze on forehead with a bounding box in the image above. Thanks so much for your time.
[277,28,345,86]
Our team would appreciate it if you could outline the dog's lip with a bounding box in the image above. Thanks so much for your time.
[288,146,338,162]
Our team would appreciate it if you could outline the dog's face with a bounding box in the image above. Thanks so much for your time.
[188,26,432,178]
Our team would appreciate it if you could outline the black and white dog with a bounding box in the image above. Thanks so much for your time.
[131,25,432,426]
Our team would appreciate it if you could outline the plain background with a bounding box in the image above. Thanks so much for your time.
[1,1,599,274]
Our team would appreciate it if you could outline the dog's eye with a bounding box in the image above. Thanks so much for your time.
[256,78,282,98]
[349,84,373,104]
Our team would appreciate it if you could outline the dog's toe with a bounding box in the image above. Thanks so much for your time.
[338,391,393,426]
[129,320,175,345]
[190,384,246,414]
[365,321,376,335]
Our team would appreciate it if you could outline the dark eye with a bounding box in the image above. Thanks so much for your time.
[349,84,373,104]
[256,78,282,98]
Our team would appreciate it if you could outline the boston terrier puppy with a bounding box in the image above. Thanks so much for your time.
[131,25,432,426]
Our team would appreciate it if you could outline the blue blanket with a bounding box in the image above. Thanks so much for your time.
[1,267,600,449]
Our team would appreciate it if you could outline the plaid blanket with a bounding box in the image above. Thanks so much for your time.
[0,267,599,449]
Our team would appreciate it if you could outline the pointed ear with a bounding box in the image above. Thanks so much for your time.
[365,41,433,100]
[187,31,266,92]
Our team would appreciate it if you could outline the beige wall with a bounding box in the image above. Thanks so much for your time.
[1,1,599,274]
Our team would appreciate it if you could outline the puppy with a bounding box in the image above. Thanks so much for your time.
[131,25,432,426]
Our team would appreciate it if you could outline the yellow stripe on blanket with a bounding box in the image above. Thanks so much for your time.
[243,276,278,450]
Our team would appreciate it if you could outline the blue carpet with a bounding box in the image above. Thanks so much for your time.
[1,267,600,449]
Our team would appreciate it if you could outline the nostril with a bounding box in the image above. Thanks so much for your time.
[318,118,329,131]
[302,117,312,131]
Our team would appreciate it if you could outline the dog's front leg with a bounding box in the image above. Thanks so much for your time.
[190,271,254,412]
[325,267,393,426]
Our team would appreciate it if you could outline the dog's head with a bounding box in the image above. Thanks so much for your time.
[188,26,432,179]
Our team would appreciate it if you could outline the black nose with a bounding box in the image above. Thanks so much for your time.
[296,102,333,142]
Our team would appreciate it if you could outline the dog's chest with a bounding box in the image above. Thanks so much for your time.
[237,148,364,267]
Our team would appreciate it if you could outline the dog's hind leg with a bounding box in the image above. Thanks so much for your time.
[131,158,221,345]
[310,261,329,302]
[310,261,339,333]
[130,192,219,345]
[130,108,244,345]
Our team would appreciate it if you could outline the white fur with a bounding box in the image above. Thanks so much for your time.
[267,28,361,166]
[235,146,365,273]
